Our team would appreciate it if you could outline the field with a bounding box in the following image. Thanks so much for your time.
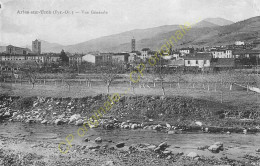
[1,77,259,103]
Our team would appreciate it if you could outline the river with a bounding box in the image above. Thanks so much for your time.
[0,121,259,161]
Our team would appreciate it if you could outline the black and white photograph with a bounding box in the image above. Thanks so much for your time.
[0,0,260,165]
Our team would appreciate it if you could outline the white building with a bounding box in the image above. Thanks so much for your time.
[179,48,194,56]
[82,54,102,64]
[161,52,180,60]
[1,54,25,61]
[140,48,151,59]
[211,49,233,58]
[184,53,212,68]
[235,41,245,46]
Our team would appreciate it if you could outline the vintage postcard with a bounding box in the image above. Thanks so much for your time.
[0,0,260,165]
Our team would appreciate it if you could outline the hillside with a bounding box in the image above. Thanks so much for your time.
[40,40,64,53]
[0,46,6,53]
[21,16,260,53]
[61,25,181,53]
[204,17,234,26]
[193,20,218,28]
[117,16,260,50]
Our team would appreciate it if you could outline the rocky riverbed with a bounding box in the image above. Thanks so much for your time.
[1,94,260,165]
[1,121,260,166]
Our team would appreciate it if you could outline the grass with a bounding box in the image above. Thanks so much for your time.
[1,82,259,107]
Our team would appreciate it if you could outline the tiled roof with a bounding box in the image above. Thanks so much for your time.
[141,48,150,51]
[112,53,129,56]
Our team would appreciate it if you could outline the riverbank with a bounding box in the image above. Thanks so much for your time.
[1,122,260,166]
[0,93,259,128]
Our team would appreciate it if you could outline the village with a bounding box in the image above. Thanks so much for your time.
[0,39,260,75]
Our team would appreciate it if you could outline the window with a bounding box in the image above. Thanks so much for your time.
[187,60,190,64]
[196,60,198,64]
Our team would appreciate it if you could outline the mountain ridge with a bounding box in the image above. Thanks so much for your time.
[1,16,259,53]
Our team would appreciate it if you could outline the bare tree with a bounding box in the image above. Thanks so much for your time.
[21,61,40,89]
[100,62,118,94]
[129,70,139,95]
[154,66,167,96]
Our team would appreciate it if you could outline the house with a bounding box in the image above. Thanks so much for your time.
[184,53,212,69]
[235,41,245,45]
[233,50,260,67]
[140,48,150,59]
[211,58,235,71]
[6,45,31,55]
[211,49,233,58]
[167,59,185,67]
[128,52,137,63]
[179,48,194,56]
[68,54,83,65]
[0,52,46,64]
[111,53,129,63]
[233,50,260,59]
[82,54,103,65]
[0,54,25,61]
[25,54,45,63]
[140,48,157,60]
[162,52,181,60]
[45,53,60,63]
[100,53,113,63]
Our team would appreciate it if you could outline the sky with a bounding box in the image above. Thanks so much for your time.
[0,0,259,47]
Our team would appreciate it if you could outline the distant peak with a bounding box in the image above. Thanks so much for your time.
[203,17,234,26]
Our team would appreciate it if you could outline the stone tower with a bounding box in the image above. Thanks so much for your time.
[32,39,41,54]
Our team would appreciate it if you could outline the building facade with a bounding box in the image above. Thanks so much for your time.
[128,52,137,62]
[112,53,129,63]
[140,48,150,59]
[45,53,60,63]
[235,41,245,45]
[211,49,233,58]
[6,45,31,55]
[82,54,103,65]
[184,53,212,68]
[100,53,113,63]
[0,54,25,61]
[68,54,83,65]
[179,48,194,56]
[25,54,45,63]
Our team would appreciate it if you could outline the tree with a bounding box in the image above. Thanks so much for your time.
[99,62,118,94]
[21,61,40,89]
[60,50,69,64]
[153,65,167,96]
